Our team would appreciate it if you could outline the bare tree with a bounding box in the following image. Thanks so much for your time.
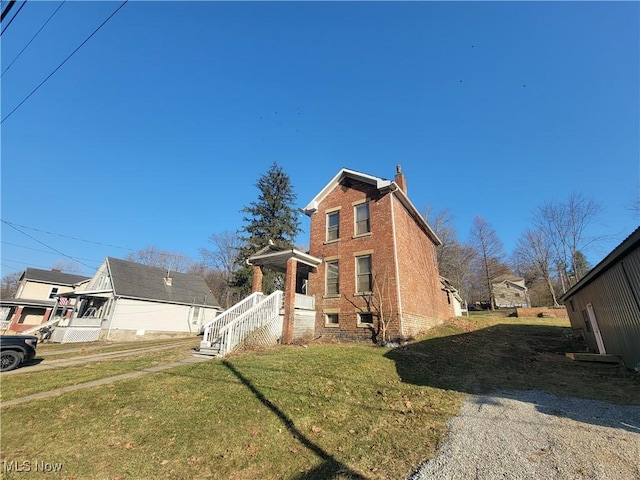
[513,229,560,307]
[199,231,243,308]
[534,192,603,289]
[1,271,21,299]
[423,206,457,270]
[469,216,507,310]
[423,205,476,302]
[126,246,193,273]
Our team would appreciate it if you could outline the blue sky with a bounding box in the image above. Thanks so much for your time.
[1,1,638,279]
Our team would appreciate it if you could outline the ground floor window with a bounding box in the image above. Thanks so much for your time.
[357,312,374,325]
[325,313,339,326]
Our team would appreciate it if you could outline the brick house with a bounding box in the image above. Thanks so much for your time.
[200,166,453,356]
[302,166,450,342]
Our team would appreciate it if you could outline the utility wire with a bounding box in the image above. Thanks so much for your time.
[0,0,27,36]
[2,1,65,77]
[0,0,16,22]
[1,220,135,251]
[1,0,127,124]
[2,221,99,272]
[4,222,211,298]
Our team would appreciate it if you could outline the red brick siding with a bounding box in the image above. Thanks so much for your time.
[307,180,400,341]
[391,193,449,336]
[307,178,446,342]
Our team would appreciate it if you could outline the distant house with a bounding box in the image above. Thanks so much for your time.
[441,277,465,317]
[0,268,89,334]
[560,227,640,371]
[492,275,531,309]
[54,257,221,343]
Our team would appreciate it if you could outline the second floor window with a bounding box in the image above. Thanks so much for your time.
[355,202,370,235]
[356,255,372,293]
[327,211,340,241]
[48,287,59,299]
[326,260,339,295]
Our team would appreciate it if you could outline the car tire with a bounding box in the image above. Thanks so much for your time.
[0,351,23,372]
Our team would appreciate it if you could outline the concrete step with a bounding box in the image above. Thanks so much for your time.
[193,347,220,358]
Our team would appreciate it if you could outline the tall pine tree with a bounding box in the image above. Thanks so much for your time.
[232,162,301,296]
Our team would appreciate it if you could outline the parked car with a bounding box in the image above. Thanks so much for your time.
[0,335,38,372]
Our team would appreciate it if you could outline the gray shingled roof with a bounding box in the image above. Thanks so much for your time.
[106,257,220,307]
[22,268,89,286]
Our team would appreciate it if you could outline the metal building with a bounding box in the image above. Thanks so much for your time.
[560,227,640,372]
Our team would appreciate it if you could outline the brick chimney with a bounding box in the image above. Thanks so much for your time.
[394,164,407,194]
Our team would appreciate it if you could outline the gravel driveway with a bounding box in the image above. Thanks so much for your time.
[409,390,640,480]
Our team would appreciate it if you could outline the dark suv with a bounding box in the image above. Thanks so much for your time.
[0,335,38,372]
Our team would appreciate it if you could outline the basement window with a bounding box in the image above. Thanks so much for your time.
[325,313,339,326]
[358,312,374,325]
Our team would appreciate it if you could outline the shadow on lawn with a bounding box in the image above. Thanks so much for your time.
[221,360,367,480]
[384,323,640,432]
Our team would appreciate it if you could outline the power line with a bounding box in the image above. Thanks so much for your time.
[2,1,65,77]
[1,220,135,251]
[0,0,17,22]
[2,221,100,272]
[3,223,211,297]
[1,241,102,262]
[0,0,27,36]
[1,0,128,124]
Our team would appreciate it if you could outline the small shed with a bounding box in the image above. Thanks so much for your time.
[560,227,640,371]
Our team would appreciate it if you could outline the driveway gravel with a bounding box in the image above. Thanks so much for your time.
[408,390,640,480]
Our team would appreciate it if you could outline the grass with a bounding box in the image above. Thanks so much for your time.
[0,346,194,401]
[1,315,638,479]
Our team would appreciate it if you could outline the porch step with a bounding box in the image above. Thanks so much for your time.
[193,347,220,358]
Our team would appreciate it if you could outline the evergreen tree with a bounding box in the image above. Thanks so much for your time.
[232,162,301,296]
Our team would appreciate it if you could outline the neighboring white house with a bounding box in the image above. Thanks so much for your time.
[54,257,221,342]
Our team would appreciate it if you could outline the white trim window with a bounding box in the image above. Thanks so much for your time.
[48,287,59,299]
[326,260,339,296]
[356,255,372,293]
[327,211,340,241]
[354,202,370,235]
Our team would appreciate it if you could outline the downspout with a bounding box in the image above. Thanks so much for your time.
[389,189,404,337]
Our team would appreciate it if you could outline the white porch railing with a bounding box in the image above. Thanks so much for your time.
[21,317,62,335]
[200,292,264,349]
[294,293,315,310]
[216,290,283,357]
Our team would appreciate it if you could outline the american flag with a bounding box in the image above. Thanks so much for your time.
[59,297,69,306]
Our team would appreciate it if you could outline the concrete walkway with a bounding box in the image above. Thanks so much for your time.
[1,339,213,407]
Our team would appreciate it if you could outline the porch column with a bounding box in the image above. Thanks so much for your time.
[281,258,298,344]
[251,265,264,293]
[9,306,24,330]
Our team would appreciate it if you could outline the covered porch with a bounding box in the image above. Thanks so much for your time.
[247,244,322,343]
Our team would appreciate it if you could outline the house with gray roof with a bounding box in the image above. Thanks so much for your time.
[0,268,89,334]
[53,257,221,343]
